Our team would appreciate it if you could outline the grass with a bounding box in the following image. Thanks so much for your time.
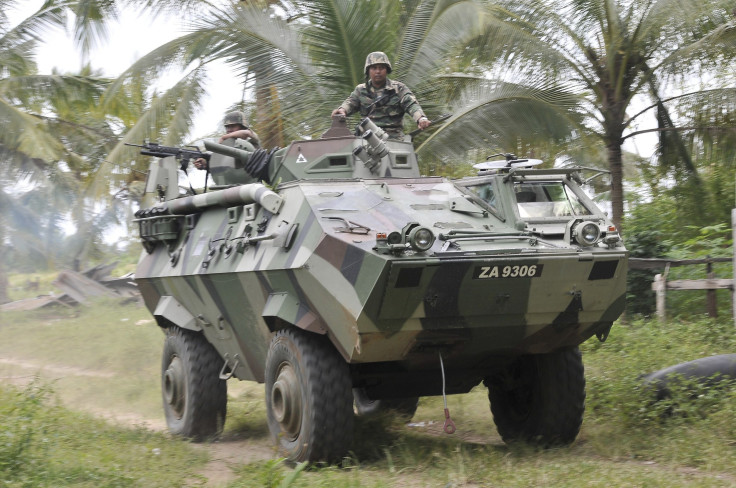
[1,296,736,486]
[0,382,207,487]
[5,271,61,302]
[0,299,164,421]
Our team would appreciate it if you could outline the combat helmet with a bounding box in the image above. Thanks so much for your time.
[364,51,392,75]
[224,111,249,129]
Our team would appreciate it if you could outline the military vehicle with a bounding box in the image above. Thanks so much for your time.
[132,116,627,463]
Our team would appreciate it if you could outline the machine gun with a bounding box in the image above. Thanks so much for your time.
[126,142,210,171]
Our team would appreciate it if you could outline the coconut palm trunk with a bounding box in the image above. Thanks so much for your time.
[606,139,625,231]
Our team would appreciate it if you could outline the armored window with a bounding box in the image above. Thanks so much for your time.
[467,183,497,213]
[514,182,592,218]
[330,157,347,166]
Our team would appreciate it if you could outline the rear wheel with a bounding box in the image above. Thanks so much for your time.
[265,328,353,463]
[161,326,227,441]
[485,347,585,446]
[353,389,419,419]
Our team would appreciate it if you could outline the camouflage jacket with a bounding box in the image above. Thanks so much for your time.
[339,78,426,138]
[241,130,261,148]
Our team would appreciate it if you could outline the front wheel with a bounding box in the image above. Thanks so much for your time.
[485,347,585,446]
[161,326,227,441]
[265,328,353,463]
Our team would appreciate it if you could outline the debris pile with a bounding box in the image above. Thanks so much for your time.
[1,263,139,312]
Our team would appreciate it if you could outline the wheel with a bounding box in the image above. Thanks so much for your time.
[353,388,419,419]
[161,326,227,441]
[265,328,354,463]
[485,347,585,446]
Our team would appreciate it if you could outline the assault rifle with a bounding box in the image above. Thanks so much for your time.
[126,141,210,171]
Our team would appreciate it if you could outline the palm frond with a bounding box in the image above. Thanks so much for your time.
[398,0,490,86]
[99,29,214,112]
[0,98,65,160]
[299,0,398,89]
[125,0,221,18]
[417,76,579,159]
[0,0,65,49]
[69,0,119,55]
[1,73,108,107]
[95,67,208,198]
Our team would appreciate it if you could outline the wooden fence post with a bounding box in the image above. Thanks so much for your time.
[732,209,736,328]
[706,257,717,318]
[654,262,671,321]
[654,273,665,321]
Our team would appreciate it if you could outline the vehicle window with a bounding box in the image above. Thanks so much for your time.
[514,182,592,218]
[467,183,497,212]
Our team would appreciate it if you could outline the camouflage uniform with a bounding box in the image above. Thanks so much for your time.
[338,79,426,139]
[224,111,261,148]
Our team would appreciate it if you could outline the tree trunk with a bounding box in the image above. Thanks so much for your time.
[255,83,285,148]
[607,140,625,234]
[0,217,8,304]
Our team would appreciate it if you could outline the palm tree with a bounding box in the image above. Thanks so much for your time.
[490,0,736,232]
[103,0,579,174]
[1,1,102,300]
[0,0,212,292]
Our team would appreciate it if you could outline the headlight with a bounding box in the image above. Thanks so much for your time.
[408,226,435,252]
[573,221,601,247]
[387,231,403,245]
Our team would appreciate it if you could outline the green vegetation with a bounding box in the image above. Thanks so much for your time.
[3,0,733,285]
[0,382,207,487]
[2,0,734,484]
[1,298,735,486]
[626,201,735,318]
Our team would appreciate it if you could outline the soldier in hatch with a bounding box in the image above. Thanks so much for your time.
[194,111,260,169]
[331,51,431,140]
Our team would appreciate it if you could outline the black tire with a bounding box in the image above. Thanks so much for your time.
[161,326,227,441]
[485,347,585,446]
[265,328,354,463]
[353,388,419,420]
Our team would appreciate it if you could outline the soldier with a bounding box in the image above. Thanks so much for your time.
[194,111,260,169]
[331,51,431,139]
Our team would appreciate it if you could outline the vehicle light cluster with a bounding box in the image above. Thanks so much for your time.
[566,219,621,248]
[374,222,436,255]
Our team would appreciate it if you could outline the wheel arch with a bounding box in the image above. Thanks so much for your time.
[262,292,328,335]
[153,295,201,332]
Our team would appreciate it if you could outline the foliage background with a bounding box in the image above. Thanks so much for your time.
[1,0,735,313]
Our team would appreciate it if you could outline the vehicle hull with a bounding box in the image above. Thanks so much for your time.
[136,177,627,386]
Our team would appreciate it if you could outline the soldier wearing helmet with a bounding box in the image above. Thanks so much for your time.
[221,111,260,146]
[194,111,260,169]
[331,51,431,139]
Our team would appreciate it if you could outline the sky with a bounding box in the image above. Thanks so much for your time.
[10,2,242,140]
[11,1,661,157]
[8,2,245,241]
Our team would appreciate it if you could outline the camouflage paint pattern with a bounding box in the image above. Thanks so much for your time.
[135,126,627,395]
[363,51,393,73]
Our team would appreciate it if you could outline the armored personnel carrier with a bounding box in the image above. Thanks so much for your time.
[133,117,627,463]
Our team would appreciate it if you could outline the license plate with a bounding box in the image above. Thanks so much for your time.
[472,264,544,279]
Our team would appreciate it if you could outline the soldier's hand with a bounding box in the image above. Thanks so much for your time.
[417,116,431,130]
[220,129,254,143]
[331,108,347,117]
[193,158,208,170]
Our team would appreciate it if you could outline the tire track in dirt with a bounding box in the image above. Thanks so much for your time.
[0,355,276,487]
[0,357,115,379]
